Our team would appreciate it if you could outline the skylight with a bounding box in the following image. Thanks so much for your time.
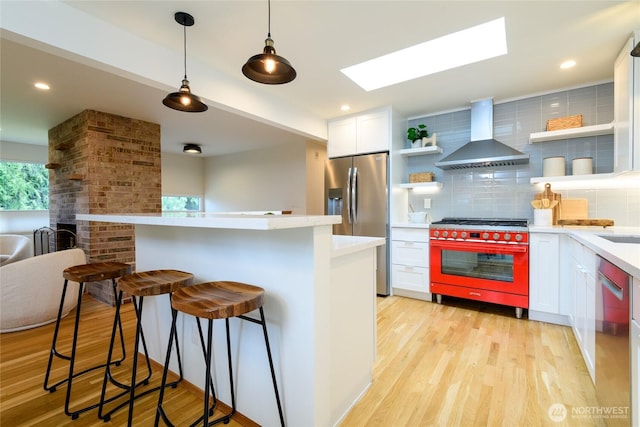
[341,17,508,91]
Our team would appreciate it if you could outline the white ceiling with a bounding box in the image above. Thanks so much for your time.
[1,1,638,157]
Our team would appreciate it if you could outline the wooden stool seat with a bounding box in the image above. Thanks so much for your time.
[171,281,264,319]
[98,269,193,425]
[63,262,131,283]
[117,269,194,297]
[45,261,131,420]
[156,281,284,426]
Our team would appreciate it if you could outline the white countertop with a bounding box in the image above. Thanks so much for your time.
[392,222,431,229]
[77,212,341,230]
[530,225,640,278]
[331,235,385,258]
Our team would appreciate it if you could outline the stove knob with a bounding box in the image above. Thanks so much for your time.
[443,231,449,238]
[504,233,511,241]
[482,232,489,240]
[451,231,458,238]
[493,233,500,240]
[433,231,439,238]
[461,232,467,239]
[515,234,523,242]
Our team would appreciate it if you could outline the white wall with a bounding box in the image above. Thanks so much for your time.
[161,152,205,197]
[0,141,50,234]
[204,143,311,214]
[305,141,327,215]
[0,141,47,162]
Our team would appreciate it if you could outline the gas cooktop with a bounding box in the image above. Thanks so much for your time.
[431,217,529,229]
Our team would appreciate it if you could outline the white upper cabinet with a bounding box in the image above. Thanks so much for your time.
[327,108,390,158]
[614,31,640,172]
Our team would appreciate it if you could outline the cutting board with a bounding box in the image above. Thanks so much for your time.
[557,219,614,227]
[534,183,562,224]
[559,199,588,220]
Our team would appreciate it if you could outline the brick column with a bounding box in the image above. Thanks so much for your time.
[48,110,161,304]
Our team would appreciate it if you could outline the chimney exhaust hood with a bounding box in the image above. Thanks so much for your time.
[435,98,529,170]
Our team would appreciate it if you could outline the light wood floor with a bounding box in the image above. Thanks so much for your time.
[1,294,600,426]
[340,296,602,427]
[0,295,247,427]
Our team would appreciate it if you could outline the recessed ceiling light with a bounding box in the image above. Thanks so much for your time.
[560,60,576,70]
[34,82,50,90]
[340,105,351,112]
[341,17,508,91]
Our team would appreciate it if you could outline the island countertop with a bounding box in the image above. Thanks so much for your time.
[77,212,341,230]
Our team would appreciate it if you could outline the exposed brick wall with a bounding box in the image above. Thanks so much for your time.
[48,110,161,305]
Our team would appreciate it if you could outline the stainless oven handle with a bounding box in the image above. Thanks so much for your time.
[430,240,528,253]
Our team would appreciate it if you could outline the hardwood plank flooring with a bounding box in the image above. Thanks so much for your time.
[0,295,247,427]
[339,296,602,427]
[1,294,601,426]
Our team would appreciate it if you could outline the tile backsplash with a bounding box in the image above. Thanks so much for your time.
[407,83,640,226]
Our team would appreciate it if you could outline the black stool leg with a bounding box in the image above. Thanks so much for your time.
[43,279,71,392]
[64,281,85,419]
[238,309,286,426]
[224,318,236,421]
[258,307,285,427]
[98,288,126,420]
[155,308,179,427]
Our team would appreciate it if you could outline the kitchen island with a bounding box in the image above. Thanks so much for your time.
[77,212,384,427]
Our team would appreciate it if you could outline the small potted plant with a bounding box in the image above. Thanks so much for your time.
[407,124,428,148]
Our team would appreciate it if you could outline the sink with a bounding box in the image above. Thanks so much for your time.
[597,235,640,244]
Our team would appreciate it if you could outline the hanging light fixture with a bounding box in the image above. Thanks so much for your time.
[163,12,208,112]
[242,0,296,84]
[183,144,202,154]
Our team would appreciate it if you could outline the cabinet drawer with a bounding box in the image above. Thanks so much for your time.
[391,241,429,267]
[392,264,429,293]
[392,227,429,242]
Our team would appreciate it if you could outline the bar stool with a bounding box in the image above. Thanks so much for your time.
[156,281,285,427]
[43,261,131,420]
[99,269,194,425]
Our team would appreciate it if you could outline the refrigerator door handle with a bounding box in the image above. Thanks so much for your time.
[351,166,358,223]
[346,167,353,224]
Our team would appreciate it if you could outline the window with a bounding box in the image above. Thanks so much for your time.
[0,161,49,210]
[161,196,202,212]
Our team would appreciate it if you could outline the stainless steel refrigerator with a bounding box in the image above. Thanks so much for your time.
[325,152,389,295]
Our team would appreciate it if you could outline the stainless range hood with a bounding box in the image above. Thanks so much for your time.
[435,98,529,170]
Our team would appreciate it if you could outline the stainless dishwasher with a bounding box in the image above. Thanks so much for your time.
[596,255,631,425]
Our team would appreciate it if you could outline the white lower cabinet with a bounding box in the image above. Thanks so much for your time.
[391,227,431,301]
[529,233,569,324]
[567,236,596,384]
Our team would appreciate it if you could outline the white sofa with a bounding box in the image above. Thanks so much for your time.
[0,234,33,266]
[0,248,86,333]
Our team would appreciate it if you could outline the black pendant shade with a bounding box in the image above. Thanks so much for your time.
[242,0,296,85]
[163,12,208,113]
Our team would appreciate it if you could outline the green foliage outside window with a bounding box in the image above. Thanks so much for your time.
[0,162,49,210]
[161,196,200,211]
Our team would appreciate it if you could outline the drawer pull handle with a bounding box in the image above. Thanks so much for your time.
[469,291,481,297]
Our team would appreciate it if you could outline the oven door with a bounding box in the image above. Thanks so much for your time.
[430,240,529,296]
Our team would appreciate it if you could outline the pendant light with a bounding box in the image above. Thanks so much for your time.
[242,0,296,84]
[183,144,202,154]
[163,12,208,112]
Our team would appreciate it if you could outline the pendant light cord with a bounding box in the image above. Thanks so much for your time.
[267,0,271,38]
[183,23,187,79]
